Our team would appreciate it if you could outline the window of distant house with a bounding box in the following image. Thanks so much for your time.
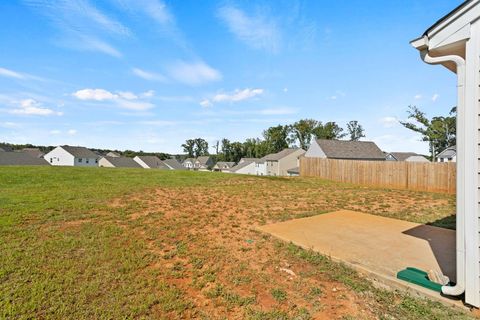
[50,158,53,163]
[86,159,89,164]
[448,157,452,161]
[78,158,82,163]
[95,159,98,163]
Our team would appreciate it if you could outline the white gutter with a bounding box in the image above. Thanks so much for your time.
[419,49,466,297]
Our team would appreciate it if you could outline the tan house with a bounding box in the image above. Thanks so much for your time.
[99,156,142,168]
[213,161,235,172]
[194,156,215,171]
[264,148,306,176]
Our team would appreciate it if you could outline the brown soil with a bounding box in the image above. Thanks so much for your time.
[109,177,455,319]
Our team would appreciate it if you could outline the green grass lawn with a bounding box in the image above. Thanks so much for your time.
[0,166,470,319]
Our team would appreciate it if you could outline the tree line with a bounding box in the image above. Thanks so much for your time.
[400,105,456,161]
[182,120,365,163]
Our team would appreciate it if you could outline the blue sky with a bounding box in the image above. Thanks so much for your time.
[0,0,462,154]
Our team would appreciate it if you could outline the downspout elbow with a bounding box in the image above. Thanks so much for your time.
[420,50,466,297]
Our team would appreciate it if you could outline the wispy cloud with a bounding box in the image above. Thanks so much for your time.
[72,88,154,110]
[23,0,129,57]
[0,67,43,81]
[217,5,281,53]
[9,99,63,116]
[414,94,422,100]
[110,0,186,46]
[432,93,439,102]
[132,67,167,82]
[167,61,222,86]
[201,88,264,107]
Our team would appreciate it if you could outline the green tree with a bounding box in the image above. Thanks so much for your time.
[313,121,346,140]
[263,125,289,153]
[181,139,195,157]
[346,120,365,141]
[193,138,209,157]
[288,119,318,150]
[400,105,456,161]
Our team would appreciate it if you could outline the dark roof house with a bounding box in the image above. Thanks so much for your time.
[305,139,385,161]
[99,156,142,168]
[163,158,185,170]
[61,145,100,159]
[0,152,49,166]
[133,155,169,169]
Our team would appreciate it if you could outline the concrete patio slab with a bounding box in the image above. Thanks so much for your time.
[259,210,462,308]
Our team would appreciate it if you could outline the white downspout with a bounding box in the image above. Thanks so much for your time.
[420,50,466,297]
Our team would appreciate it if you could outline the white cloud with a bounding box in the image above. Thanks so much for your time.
[379,116,398,128]
[142,90,155,98]
[200,99,212,108]
[432,93,439,102]
[0,67,25,79]
[283,87,288,92]
[77,35,122,57]
[0,67,43,81]
[139,120,176,126]
[132,68,167,81]
[168,61,222,85]
[117,91,138,100]
[217,5,281,53]
[414,94,422,100]
[73,88,118,101]
[213,88,264,103]
[68,129,77,135]
[50,130,61,135]
[10,99,63,116]
[72,88,154,110]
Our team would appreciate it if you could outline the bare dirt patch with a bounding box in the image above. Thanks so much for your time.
[107,177,456,319]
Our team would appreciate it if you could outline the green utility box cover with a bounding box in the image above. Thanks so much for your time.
[396,267,445,292]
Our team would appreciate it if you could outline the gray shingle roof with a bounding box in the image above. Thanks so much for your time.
[0,144,13,152]
[214,161,235,169]
[229,159,257,172]
[0,152,49,166]
[264,148,304,161]
[102,156,142,168]
[388,152,420,161]
[21,148,44,158]
[163,158,185,170]
[61,146,99,158]
[315,139,385,160]
[106,151,121,157]
[437,146,456,158]
[136,156,169,169]
[195,156,212,165]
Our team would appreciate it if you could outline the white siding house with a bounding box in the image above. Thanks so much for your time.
[436,146,456,163]
[229,158,257,175]
[43,146,99,167]
[411,0,480,307]
[386,152,430,162]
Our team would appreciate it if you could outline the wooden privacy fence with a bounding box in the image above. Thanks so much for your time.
[300,158,456,194]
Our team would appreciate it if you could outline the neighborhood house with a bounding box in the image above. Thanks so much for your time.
[436,146,456,163]
[385,152,429,162]
[263,148,306,176]
[305,139,385,161]
[99,156,142,168]
[44,146,99,167]
[133,156,169,169]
